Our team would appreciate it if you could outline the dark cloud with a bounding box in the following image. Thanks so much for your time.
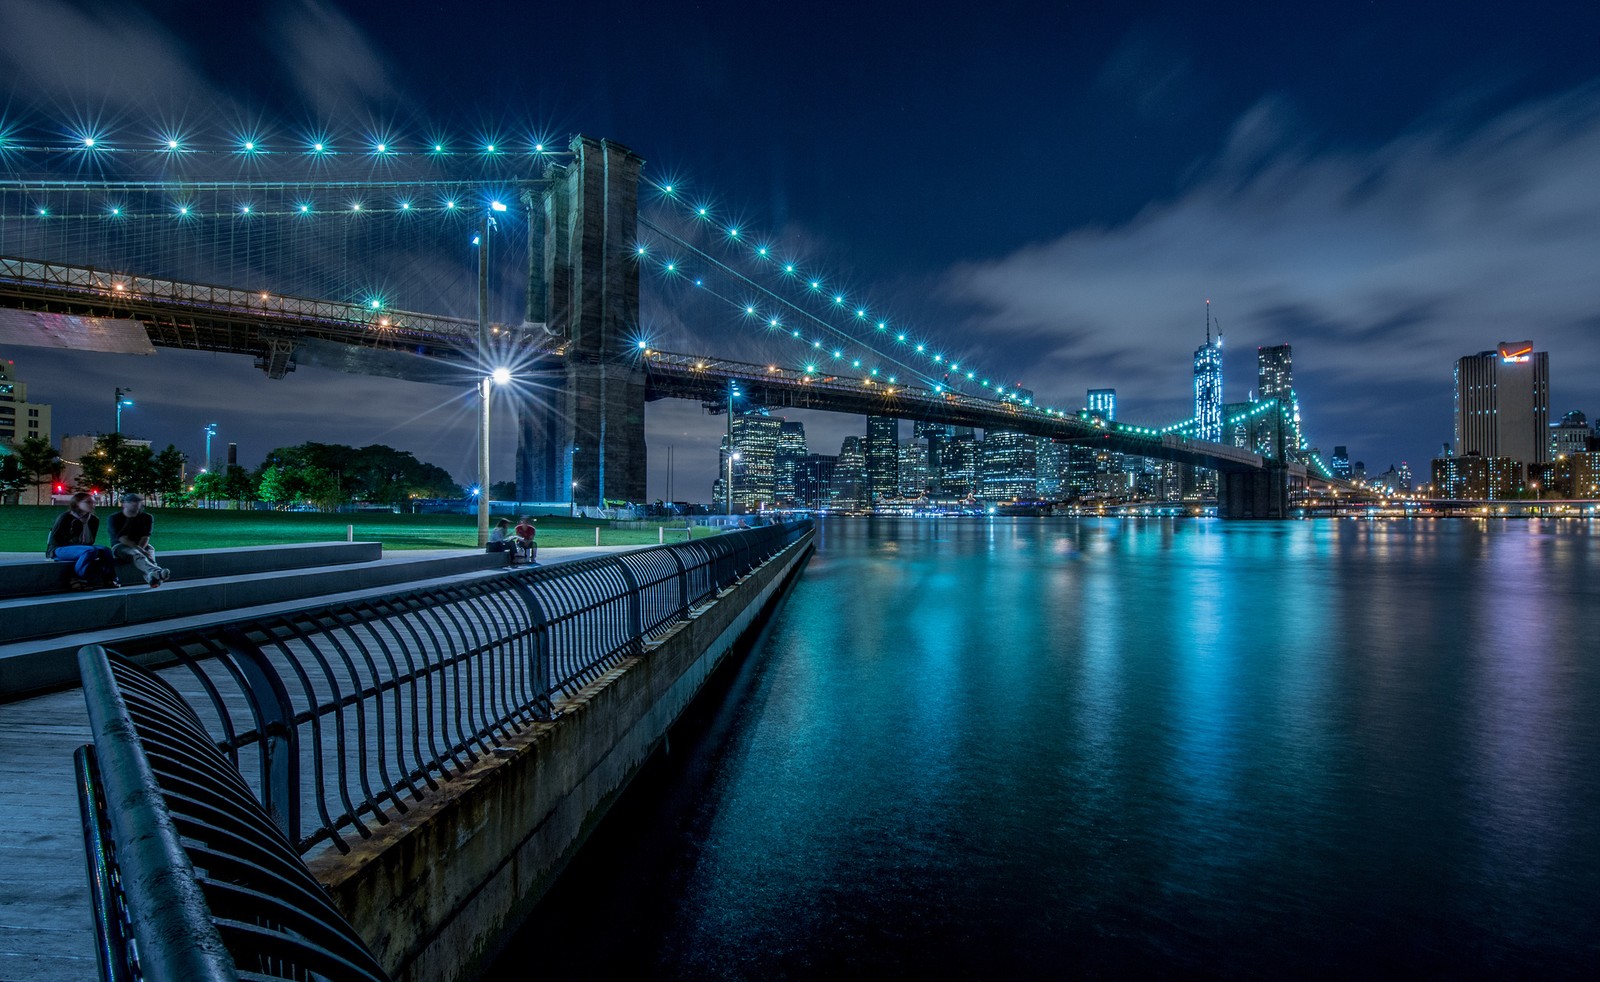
[945,82,1600,466]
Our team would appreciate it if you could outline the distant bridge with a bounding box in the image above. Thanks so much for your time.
[0,133,1363,518]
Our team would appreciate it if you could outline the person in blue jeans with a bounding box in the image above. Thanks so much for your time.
[45,492,118,589]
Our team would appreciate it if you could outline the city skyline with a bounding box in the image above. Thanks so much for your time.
[1,1,1598,499]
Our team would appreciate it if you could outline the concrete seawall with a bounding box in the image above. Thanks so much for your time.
[307,530,815,981]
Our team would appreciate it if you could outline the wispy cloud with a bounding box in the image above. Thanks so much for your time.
[270,0,399,120]
[947,82,1600,464]
[0,0,228,117]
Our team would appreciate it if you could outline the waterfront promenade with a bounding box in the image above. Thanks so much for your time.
[0,544,637,982]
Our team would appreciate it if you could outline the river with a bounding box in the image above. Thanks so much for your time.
[494,517,1599,978]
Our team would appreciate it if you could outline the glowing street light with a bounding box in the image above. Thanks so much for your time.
[114,387,134,433]
[726,452,742,516]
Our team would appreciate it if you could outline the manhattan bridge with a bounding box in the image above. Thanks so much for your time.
[0,124,1362,518]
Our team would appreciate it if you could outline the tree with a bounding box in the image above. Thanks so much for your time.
[14,435,59,505]
[259,441,462,505]
[256,464,301,508]
[192,469,228,504]
[221,464,256,505]
[148,445,188,504]
[489,480,518,500]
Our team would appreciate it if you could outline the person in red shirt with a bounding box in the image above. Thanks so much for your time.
[513,516,537,565]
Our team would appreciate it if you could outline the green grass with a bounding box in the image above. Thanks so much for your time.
[0,505,718,553]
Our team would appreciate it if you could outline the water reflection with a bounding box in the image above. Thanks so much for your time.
[498,518,1600,978]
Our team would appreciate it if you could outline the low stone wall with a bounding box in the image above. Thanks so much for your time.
[307,530,815,982]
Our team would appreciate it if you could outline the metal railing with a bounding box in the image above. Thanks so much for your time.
[101,521,811,856]
[75,644,391,982]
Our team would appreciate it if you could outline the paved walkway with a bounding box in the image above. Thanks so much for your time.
[0,545,633,982]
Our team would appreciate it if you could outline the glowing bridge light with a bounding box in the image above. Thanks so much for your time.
[852,359,861,367]
[784,264,795,273]
[166,139,180,150]
[178,206,188,215]
[312,142,325,152]
[697,207,708,216]
[433,143,444,152]
[299,204,310,213]
[637,340,648,349]
[871,368,880,376]
[792,330,801,338]
[768,317,778,326]
[833,295,843,304]
[637,246,647,255]
[952,362,960,370]
[745,306,755,314]
[896,333,906,342]
[82,137,95,147]
[485,144,496,153]
[757,246,768,255]
[727,227,739,237]
[446,200,456,209]
[812,340,822,348]
[534,143,545,152]
[375,143,388,153]
[400,202,410,210]
[809,281,820,290]
[351,203,361,211]
[916,344,925,352]
[665,263,676,271]
[370,299,381,308]
[877,322,886,330]
[856,309,865,318]
[833,350,842,358]
[663,184,674,193]
[242,141,255,151]
[491,200,507,212]
[240,205,250,214]
[933,355,941,362]
[110,207,119,216]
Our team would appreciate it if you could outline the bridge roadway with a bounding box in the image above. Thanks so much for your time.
[643,349,1299,476]
[0,255,558,378]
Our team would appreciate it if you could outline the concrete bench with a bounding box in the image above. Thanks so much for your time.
[0,541,383,598]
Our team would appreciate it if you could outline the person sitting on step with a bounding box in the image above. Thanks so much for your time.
[513,516,538,565]
[110,493,172,588]
[44,492,118,590]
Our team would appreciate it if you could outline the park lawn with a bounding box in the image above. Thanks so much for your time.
[0,506,718,553]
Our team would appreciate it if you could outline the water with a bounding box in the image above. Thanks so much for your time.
[495,518,1600,978]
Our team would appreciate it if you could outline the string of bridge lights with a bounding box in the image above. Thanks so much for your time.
[15,199,497,220]
[633,176,1083,419]
[0,128,570,159]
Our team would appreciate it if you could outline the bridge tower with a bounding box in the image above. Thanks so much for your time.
[517,137,648,507]
[1217,397,1292,519]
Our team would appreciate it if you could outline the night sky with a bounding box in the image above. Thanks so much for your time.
[3,0,1598,498]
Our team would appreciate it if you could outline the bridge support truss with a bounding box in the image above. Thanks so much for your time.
[517,137,648,506]
[1217,463,1292,520]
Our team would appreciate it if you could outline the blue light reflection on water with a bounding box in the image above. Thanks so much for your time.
[496,518,1600,978]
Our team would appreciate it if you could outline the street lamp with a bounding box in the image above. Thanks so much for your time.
[114,387,134,433]
[726,452,741,516]
[474,199,510,548]
[571,481,578,519]
[204,422,218,472]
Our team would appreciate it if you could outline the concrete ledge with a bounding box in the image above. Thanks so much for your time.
[308,531,815,982]
[0,541,383,599]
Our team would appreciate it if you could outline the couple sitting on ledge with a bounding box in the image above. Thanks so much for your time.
[45,492,173,590]
[486,516,538,566]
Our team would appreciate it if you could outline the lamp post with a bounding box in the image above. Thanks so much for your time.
[571,481,578,519]
[475,199,509,548]
[204,422,218,472]
[114,387,134,433]
[726,452,741,516]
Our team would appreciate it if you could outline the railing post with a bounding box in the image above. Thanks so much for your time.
[218,628,301,845]
[612,558,644,653]
[667,546,689,620]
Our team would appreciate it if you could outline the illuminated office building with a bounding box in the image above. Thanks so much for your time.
[981,429,1038,501]
[774,421,808,504]
[1455,341,1550,469]
[1087,388,1116,421]
[864,416,900,502]
[0,357,51,446]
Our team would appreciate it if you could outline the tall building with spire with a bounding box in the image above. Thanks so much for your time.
[1193,302,1224,443]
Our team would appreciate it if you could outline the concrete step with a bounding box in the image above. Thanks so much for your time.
[0,541,383,599]
[0,551,502,646]
[0,552,511,700]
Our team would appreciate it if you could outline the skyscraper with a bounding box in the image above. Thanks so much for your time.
[1455,341,1550,469]
[714,411,783,512]
[1086,388,1116,421]
[774,421,808,504]
[1550,410,1591,459]
[1193,303,1223,443]
[1331,446,1352,478]
[898,440,930,498]
[980,430,1037,501]
[834,436,867,509]
[1256,345,1292,402]
[864,416,900,502]
[914,420,953,495]
[1256,343,1303,454]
